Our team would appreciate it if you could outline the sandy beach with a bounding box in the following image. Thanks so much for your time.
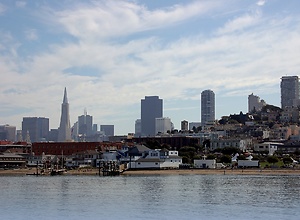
[1,168,300,176]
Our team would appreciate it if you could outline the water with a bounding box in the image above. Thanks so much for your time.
[0,174,299,220]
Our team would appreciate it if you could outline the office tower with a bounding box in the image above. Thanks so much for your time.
[201,90,215,126]
[189,122,201,131]
[78,109,93,137]
[181,120,188,131]
[141,96,163,136]
[281,76,300,109]
[155,117,172,135]
[100,125,114,136]
[57,87,71,142]
[92,124,98,134]
[135,119,141,137]
[248,93,266,113]
[0,124,16,142]
[22,117,49,143]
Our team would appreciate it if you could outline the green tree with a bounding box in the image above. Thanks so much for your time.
[267,155,279,165]
[220,155,232,164]
[282,157,293,165]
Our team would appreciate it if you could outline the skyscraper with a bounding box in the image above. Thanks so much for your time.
[281,76,300,109]
[100,125,114,136]
[22,117,49,143]
[201,90,215,126]
[57,87,71,142]
[141,96,163,136]
[78,109,93,137]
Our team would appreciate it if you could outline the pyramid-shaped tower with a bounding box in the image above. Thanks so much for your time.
[57,87,71,142]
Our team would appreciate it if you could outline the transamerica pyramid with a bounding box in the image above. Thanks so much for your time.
[57,87,71,142]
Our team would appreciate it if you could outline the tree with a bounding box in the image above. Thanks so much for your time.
[283,157,293,165]
[267,155,279,165]
[220,155,232,164]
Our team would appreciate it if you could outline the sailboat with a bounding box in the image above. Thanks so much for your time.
[50,151,66,176]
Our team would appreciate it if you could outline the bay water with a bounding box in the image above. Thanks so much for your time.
[1,174,299,220]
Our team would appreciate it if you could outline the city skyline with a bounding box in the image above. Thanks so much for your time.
[1,0,300,134]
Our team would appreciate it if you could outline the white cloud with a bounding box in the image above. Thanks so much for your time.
[53,1,219,41]
[16,1,26,8]
[0,3,7,15]
[24,29,38,40]
[1,0,300,133]
[257,0,266,6]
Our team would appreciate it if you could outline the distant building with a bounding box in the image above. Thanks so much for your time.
[57,87,71,142]
[189,122,201,131]
[135,119,141,137]
[22,117,49,143]
[281,76,300,109]
[78,109,93,137]
[181,120,188,131]
[141,96,163,136]
[201,90,215,126]
[92,124,98,134]
[155,117,172,135]
[0,125,16,142]
[100,125,114,136]
[49,129,59,142]
[248,93,266,113]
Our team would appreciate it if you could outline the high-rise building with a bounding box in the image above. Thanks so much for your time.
[281,76,300,109]
[100,125,114,136]
[78,109,93,137]
[155,117,172,135]
[141,96,163,136]
[0,124,16,142]
[135,119,141,137]
[201,90,215,126]
[57,87,71,142]
[248,93,266,113]
[22,117,49,143]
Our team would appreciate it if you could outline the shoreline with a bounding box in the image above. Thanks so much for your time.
[1,168,300,176]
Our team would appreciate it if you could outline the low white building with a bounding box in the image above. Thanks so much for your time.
[253,142,283,155]
[194,159,216,169]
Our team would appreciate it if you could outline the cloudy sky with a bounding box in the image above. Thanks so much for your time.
[1,0,300,134]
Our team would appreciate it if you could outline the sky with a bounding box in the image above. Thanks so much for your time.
[1,0,300,135]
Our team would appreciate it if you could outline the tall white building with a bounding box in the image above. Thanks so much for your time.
[155,117,172,135]
[248,93,266,113]
[57,87,71,142]
[281,76,300,109]
[201,90,215,126]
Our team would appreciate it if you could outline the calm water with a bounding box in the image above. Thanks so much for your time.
[0,174,299,220]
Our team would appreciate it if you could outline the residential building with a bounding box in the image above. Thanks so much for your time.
[22,117,49,143]
[281,76,300,109]
[181,120,188,131]
[141,96,163,136]
[253,142,283,155]
[201,90,215,126]
[248,93,266,113]
[57,87,71,142]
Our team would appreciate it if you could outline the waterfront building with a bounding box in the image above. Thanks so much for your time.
[155,117,172,135]
[100,125,114,136]
[141,96,163,136]
[281,76,300,109]
[57,87,72,142]
[22,117,49,143]
[248,93,266,113]
[201,90,215,126]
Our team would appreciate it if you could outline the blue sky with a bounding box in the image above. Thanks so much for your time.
[1,0,300,135]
